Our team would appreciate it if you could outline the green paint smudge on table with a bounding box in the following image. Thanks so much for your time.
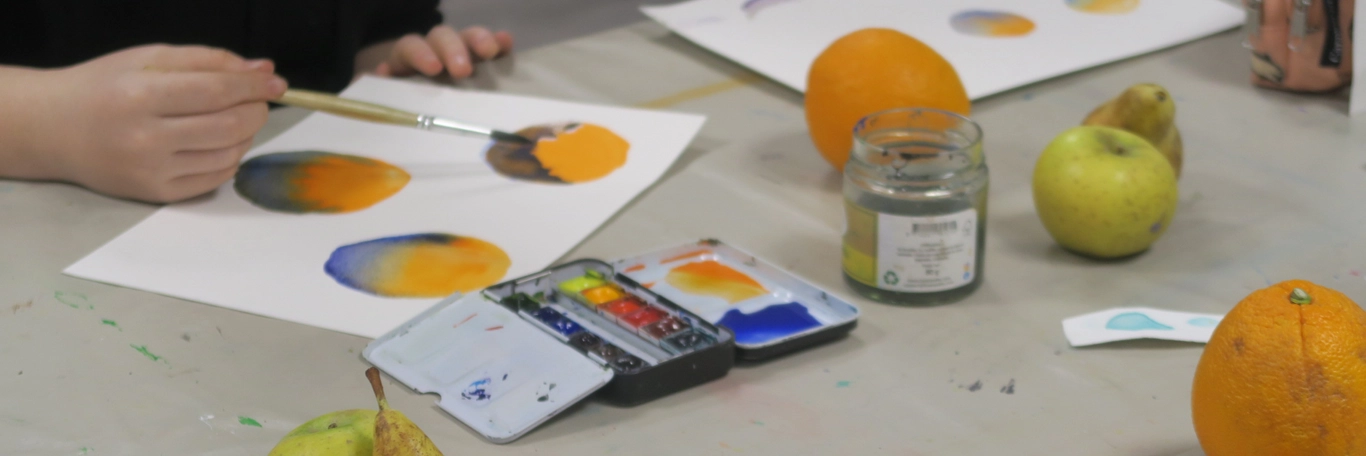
[78,447,92,454]
[55,291,91,309]
[836,381,851,388]
[751,420,764,426]
[101,319,121,331]
[239,416,262,427]
[130,344,168,365]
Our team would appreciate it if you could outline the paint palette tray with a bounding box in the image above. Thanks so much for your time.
[610,239,860,361]
[363,259,734,443]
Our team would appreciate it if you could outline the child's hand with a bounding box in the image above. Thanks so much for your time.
[33,45,286,203]
[373,25,514,79]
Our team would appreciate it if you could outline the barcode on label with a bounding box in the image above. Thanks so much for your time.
[912,221,957,235]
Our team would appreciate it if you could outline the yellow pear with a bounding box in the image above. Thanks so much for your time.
[267,409,377,456]
[1082,83,1183,177]
[366,367,444,456]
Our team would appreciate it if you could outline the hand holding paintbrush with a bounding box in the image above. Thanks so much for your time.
[0,45,286,204]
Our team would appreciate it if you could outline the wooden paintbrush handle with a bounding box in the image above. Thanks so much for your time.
[275,89,421,127]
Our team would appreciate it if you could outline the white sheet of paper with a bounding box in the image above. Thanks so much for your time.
[643,0,1244,98]
[1351,0,1366,115]
[1062,307,1224,347]
[64,76,706,339]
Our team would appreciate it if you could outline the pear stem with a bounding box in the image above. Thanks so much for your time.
[1290,288,1312,305]
[365,367,390,411]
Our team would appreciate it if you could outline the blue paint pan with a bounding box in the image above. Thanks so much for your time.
[611,239,861,361]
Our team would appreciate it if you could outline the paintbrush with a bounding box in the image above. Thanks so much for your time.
[273,88,534,145]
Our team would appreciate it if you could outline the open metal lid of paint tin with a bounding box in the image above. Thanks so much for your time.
[364,259,735,443]
[610,239,861,361]
[363,293,612,444]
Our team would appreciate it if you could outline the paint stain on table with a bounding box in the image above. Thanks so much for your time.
[238,416,262,427]
[130,344,168,365]
[101,319,121,331]
[10,300,32,314]
[54,291,92,310]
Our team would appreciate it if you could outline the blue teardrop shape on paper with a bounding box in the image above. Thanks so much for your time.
[1187,317,1219,327]
[1105,312,1173,331]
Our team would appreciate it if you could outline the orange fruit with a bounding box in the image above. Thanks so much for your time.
[804,28,971,171]
[1192,280,1366,455]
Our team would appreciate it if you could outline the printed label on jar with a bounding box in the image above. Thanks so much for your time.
[874,209,977,293]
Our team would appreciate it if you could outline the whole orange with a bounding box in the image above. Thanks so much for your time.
[804,28,971,171]
[1192,280,1366,455]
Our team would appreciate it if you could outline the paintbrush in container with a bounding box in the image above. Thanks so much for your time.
[273,88,534,145]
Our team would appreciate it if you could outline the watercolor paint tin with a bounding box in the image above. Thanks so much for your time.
[364,259,734,443]
[610,239,861,361]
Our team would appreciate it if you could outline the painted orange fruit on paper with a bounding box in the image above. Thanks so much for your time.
[804,28,971,171]
[485,122,629,184]
[1191,280,1366,455]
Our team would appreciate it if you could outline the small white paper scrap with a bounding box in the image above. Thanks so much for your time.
[1062,307,1224,347]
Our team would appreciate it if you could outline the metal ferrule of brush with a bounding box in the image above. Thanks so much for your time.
[417,114,494,138]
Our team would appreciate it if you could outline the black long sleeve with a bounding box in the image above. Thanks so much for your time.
[0,0,444,92]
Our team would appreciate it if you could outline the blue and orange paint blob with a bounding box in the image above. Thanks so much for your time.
[1065,0,1140,14]
[664,260,768,304]
[484,123,629,184]
[234,151,410,214]
[950,11,1036,38]
[324,233,511,298]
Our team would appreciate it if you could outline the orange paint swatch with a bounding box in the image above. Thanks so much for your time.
[664,260,768,304]
[582,285,625,305]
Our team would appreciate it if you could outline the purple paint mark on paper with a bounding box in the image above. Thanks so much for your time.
[742,0,799,17]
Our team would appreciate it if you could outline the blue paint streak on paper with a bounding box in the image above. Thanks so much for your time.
[1105,312,1173,331]
[716,302,821,345]
[461,378,492,401]
[1187,317,1219,327]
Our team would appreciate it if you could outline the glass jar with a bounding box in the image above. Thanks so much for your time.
[841,108,988,306]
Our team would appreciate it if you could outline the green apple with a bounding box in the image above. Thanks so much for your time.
[267,409,376,456]
[1032,125,1178,259]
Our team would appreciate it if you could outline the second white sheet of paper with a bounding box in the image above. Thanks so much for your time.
[643,0,1244,98]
